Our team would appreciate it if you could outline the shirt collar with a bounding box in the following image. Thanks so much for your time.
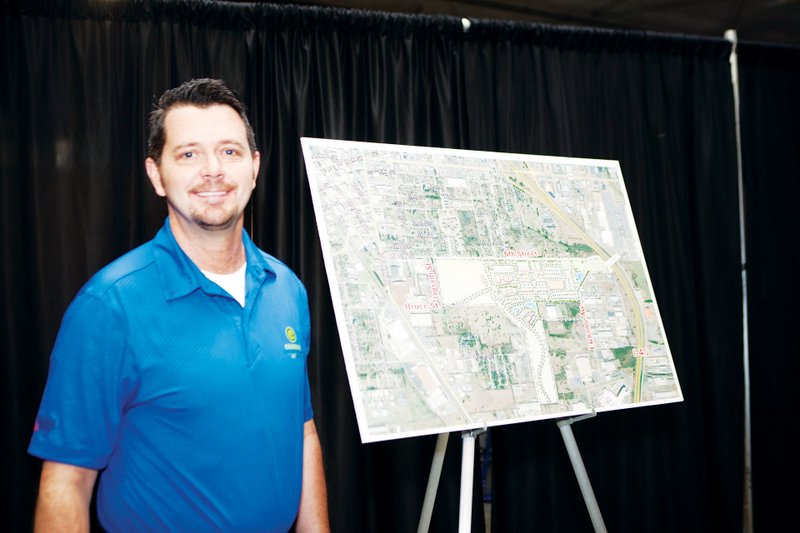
[152,218,276,302]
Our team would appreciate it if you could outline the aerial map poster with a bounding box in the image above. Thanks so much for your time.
[301,138,683,443]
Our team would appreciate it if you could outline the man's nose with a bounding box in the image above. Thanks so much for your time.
[202,153,223,177]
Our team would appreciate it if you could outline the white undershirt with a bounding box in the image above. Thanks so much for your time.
[201,262,247,307]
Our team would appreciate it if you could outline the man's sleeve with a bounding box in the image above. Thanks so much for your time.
[29,290,131,469]
[300,283,314,423]
[303,363,313,422]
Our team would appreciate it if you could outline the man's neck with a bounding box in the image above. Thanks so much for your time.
[168,215,246,274]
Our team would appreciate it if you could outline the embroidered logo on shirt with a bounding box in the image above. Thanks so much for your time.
[284,326,301,354]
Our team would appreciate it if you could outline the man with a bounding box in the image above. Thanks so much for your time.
[29,78,329,532]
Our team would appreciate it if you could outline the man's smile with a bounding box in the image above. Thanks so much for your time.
[192,187,234,201]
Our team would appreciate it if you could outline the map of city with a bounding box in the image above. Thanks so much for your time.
[301,138,683,443]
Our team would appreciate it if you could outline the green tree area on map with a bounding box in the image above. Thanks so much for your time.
[543,320,574,338]
[422,183,440,200]
[532,227,595,257]
[541,301,582,339]
[612,346,636,369]
[458,210,485,256]
[560,242,594,255]
[444,310,518,391]
[626,261,653,301]
[476,348,512,390]
[457,332,513,391]
[566,302,581,317]
[552,362,575,401]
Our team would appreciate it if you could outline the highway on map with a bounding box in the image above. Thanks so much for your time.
[498,161,648,403]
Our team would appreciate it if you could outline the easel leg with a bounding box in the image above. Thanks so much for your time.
[557,416,607,533]
[458,432,476,533]
[417,433,450,533]
[458,429,485,533]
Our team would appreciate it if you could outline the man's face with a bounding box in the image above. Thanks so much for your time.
[145,104,260,232]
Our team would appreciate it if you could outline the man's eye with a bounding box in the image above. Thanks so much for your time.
[223,149,237,156]
[183,152,194,158]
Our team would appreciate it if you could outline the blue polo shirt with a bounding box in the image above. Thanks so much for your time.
[30,219,313,532]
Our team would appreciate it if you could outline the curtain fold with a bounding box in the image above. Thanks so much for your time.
[3,1,795,531]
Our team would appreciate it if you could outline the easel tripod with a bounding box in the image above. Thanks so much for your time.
[417,413,607,533]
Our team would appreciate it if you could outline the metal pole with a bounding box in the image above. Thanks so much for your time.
[458,429,484,533]
[557,416,607,533]
[417,433,450,533]
[723,28,754,533]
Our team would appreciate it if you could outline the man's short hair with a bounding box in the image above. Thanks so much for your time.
[147,78,257,163]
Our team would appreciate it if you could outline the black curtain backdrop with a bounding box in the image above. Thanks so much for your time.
[738,44,800,533]
[2,1,798,531]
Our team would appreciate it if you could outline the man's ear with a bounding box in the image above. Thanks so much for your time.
[251,151,261,190]
[145,157,167,197]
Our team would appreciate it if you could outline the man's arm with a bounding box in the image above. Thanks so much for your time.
[295,419,330,533]
[34,461,98,533]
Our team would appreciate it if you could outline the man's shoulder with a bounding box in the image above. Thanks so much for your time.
[81,240,158,298]
[250,245,304,287]
[259,250,294,275]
